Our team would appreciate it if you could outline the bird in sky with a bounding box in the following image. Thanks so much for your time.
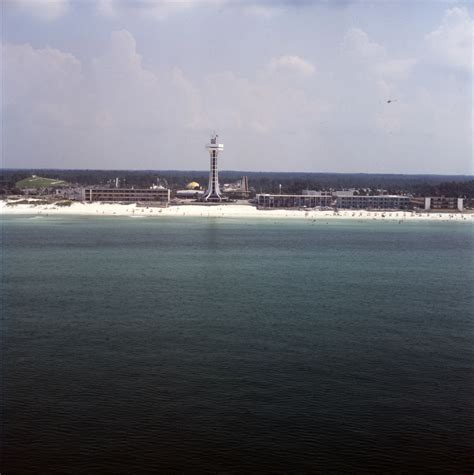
[387,99,397,104]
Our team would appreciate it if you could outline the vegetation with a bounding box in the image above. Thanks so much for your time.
[2,169,474,198]
[15,175,68,189]
[6,199,51,206]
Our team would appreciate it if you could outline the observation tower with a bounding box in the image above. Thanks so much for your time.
[202,133,224,202]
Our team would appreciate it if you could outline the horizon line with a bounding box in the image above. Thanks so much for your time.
[1,168,473,178]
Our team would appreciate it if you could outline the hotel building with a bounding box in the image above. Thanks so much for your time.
[84,187,170,204]
[257,193,333,209]
[336,195,410,209]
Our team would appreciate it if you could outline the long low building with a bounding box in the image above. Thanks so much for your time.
[336,195,410,209]
[257,194,333,209]
[84,188,170,204]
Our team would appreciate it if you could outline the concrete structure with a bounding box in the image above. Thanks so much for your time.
[302,190,333,196]
[176,189,205,199]
[424,197,464,211]
[257,194,333,209]
[333,190,356,197]
[336,195,410,209]
[222,176,251,199]
[409,197,425,209]
[202,134,224,202]
[84,187,170,204]
[304,190,358,198]
[55,187,86,201]
[465,198,474,209]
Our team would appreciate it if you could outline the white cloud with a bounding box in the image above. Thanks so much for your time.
[97,0,115,17]
[375,58,417,81]
[424,7,473,72]
[341,27,416,83]
[268,55,316,77]
[2,22,471,173]
[3,30,326,169]
[8,0,69,21]
[341,28,385,60]
[243,4,283,18]
[4,42,81,108]
[97,0,225,20]
[96,0,292,20]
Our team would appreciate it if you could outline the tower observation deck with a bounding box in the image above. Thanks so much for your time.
[202,133,224,202]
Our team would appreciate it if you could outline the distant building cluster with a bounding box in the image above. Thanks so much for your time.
[5,134,471,212]
[258,190,464,211]
[175,175,249,201]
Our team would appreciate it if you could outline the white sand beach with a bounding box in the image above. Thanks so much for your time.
[1,199,472,222]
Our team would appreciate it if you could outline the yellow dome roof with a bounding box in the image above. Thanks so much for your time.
[186,181,200,190]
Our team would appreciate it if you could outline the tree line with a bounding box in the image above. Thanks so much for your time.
[1,169,474,198]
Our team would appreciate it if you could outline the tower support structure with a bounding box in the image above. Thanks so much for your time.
[202,134,224,202]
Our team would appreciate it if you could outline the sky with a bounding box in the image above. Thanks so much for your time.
[1,0,473,174]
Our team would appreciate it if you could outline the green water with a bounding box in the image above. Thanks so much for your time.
[2,216,473,473]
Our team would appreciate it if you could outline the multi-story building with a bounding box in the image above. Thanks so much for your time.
[301,190,334,197]
[335,195,410,210]
[256,194,333,209]
[84,187,170,205]
[424,197,464,211]
[55,187,86,201]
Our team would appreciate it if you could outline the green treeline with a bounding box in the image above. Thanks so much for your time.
[1,169,474,198]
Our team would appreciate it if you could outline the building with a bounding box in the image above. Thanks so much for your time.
[335,195,410,209]
[176,189,205,199]
[257,194,333,209]
[84,187,170,204]
[185,181,201,190]
[55,187,86,201]
[221,176,251,199]
[424,197,464,211]
[301,190,333,197]
[202,133,224,202]
[464,198,474,209]
[332,189,356,197]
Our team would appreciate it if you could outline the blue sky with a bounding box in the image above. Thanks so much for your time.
[2,0,473,173]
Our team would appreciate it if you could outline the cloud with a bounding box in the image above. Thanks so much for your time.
[242,4,284,18]
[424,7,473,72]
[97,0,225,20]
[2,21,471,173]
[374,58,417,81]
[7,0,69,21]
[96,0,316,20]
[341,27,416,83]
[87,30,204,132]
[341,27,385,60]
[268,55,316,77]
[4,42,82,108]
[3,29,326,169]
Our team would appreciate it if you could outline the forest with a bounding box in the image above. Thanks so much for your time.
[2,169,474,198]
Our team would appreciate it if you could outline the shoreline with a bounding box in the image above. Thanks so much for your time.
[1,200,473,223]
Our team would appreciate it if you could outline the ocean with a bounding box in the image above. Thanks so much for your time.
[2,215,473,473]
